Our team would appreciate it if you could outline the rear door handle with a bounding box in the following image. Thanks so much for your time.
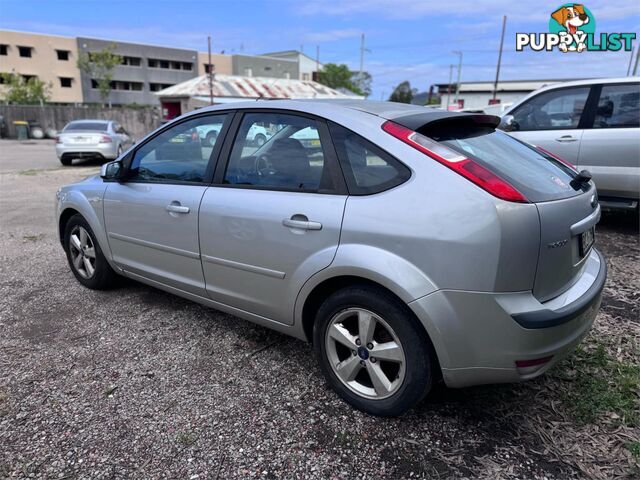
[283,217,322,230]
[166,202,190,214]
[555,135,578,143]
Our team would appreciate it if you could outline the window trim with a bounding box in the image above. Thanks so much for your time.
[121,112,233,186]
[585,82,640,130]
[509,84,594,132]
[212,109,348,195]
[328,121,412,196]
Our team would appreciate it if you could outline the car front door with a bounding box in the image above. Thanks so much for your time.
[506,86,592,165]
[198,111,347,324]
[103,113,229,296]
[577,82,640,200]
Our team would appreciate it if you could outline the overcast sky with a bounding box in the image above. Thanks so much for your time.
[1,0,638,98]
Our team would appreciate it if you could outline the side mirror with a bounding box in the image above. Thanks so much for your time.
[100,160,124,181]
[499,114,519,132]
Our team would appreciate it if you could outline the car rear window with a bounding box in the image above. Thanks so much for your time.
[64,122,109,132]
[421,122,581,202]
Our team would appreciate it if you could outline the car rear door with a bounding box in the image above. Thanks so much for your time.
[506,85,592,164]
[576,82,640,201]
[103,113,230,296]
[198,110,347,325]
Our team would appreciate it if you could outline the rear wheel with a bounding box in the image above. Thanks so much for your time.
[314,285,434,416]
[254,133,266,147]
[205,131,218,147]
[63,214,118,289]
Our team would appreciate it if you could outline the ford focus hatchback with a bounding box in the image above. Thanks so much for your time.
[56,100,606,416]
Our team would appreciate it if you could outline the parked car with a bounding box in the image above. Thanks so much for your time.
[56,100,605,416]
[56,120,134,166]
[499,77,640,211]
[197,122,270,147]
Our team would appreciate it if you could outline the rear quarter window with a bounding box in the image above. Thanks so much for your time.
[329,122,410,195]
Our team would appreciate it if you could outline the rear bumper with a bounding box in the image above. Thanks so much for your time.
[408,248,606,388]
[56,143,118,160]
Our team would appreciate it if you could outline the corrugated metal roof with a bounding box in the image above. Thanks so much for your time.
[155,74,363,100]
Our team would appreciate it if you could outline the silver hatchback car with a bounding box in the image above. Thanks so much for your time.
[56,100,606,416]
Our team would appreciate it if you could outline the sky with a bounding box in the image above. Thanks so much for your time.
[1,0,639,99]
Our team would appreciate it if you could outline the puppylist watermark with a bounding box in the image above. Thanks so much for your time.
[516,3,636,53]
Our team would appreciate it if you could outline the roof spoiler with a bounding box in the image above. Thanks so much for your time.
[391,111,501,132]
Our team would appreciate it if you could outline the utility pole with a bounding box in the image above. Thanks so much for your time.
[446,64,453,110]
[316,45,320,81]
[626,46,635,76]
[207,36,214,105]
[359,33,371,95]
[633,46,640,76]
[492,16,507,101]
[453,51,463,108]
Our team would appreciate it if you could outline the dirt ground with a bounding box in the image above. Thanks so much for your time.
[1,140,638,479]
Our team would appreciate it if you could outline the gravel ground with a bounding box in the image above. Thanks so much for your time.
[1,141,638,479]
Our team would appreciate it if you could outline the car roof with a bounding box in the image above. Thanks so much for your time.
[534,76,638,89]
[67,119,111,124]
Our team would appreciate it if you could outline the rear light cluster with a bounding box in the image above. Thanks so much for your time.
[99,135,112,143]
[382,121,528,203]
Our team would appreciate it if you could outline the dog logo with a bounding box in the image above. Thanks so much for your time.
[549,4,594,52]
[516,4,635,53]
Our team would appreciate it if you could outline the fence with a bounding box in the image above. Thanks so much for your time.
[0,104,161,140]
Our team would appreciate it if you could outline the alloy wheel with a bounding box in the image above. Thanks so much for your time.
[325,308,406,399]
[69,225,96,279]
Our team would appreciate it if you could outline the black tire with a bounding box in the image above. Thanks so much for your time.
[254,133,266,147]
[60,156,72,166]
[63,214,118,289]
[205,131,218,147]
[313,285,435,417]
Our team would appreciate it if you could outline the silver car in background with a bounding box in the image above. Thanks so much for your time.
[56,120,133,166]
[55,100,606,416]
[500,77,640,211]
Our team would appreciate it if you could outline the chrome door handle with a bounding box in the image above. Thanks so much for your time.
[282,218,322,230]
[555,135,578,143]
[166,203,190,214]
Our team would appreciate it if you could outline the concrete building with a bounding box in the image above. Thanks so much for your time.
[261,50,322,81]
[0,30,83,103]
[231,54,298,79]
[76,37,199,105]
[197,52,232,76]
[156,73,363,120]
[433,79,580,110]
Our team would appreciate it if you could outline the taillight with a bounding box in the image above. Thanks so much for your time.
[382,121,528,203]
[535,145,578,172]
[99,135,112,143]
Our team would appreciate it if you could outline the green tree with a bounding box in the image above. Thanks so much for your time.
[317,63,369,97]
[0,73,51,104]
[77,44,122,106]
[388,81,416,104]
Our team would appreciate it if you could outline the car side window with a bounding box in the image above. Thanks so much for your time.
[223,112,334,192]
[593,83,640,129]
[129,114,227,184]
[329,122,411,195]
[511,87,590,131]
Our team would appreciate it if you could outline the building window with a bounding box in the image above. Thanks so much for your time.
[0,44,7,56]
[18,46,33,58]
[91,79,143,91]
[204,63,214,74]
[148,58,192,70]
[121,56,141,67]
[22,74,36,82]
[149,83,174,92]
[60,77,73,88]
[56,50,70,61]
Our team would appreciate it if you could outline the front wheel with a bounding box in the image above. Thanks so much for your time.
[63,214,118,289]
[314,285,435,416]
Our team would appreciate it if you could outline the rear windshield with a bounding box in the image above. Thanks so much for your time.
[422,123,581,202]
[64,122,108,132]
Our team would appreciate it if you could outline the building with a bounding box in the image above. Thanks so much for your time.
[76,37,199,105]
[197,52,232,76]
[231,54,299,79]
[432,79,580,110]
[260,50,322,81]
[156,73,363,120]
[0,30,83,103]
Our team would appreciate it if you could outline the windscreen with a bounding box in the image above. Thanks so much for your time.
[422,122,581,202]
[64,122,109,132]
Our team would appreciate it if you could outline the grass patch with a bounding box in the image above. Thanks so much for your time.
[23,233,44,242]
[176,431,196,447]
[554,344,639,426]
[627,441,640,462]
[18,169,40,176]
